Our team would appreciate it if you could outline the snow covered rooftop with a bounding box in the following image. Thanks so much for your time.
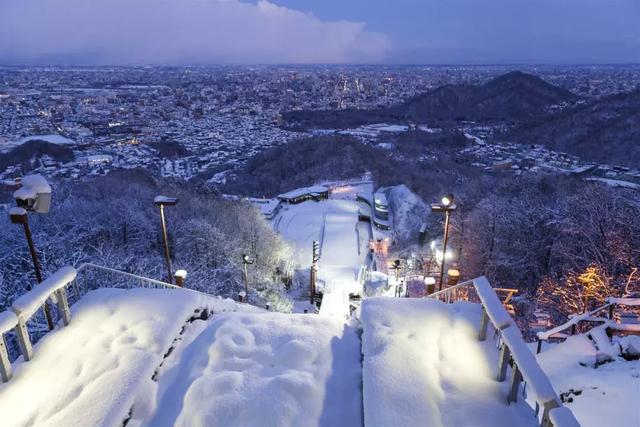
[277,185,329,200]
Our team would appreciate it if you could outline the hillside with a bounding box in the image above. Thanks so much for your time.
[0,140,75,172]
[283,71,577,129]
[502,89,640,167]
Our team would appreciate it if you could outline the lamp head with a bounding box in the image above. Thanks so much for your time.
[154,195,179,207]
[441,194,454,207]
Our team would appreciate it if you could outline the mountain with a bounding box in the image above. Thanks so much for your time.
[394,71,577,123]
[283,71,577,129]
[501,89,640,167]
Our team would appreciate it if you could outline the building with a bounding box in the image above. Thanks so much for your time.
[277,185,329,204]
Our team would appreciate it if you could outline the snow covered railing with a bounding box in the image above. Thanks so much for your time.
[536,297,640,353]
[68,263,181,304]
[427,277,579,427]
[0,267,77,381]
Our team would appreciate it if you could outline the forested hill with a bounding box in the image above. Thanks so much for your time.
[499,89,640,167]
[283,71,577,129]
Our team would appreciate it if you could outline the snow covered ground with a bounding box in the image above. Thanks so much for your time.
[360,298,538,427]
[141,312,363,427]
[0,288,250,427]
[537,334,640,427]
[271,195,371,298]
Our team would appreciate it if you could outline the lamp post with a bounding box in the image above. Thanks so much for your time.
[431,194,457,292]
[241,254,254,301]
[310,240,319,304]
[154,196,178,285]
[11,175,54,330]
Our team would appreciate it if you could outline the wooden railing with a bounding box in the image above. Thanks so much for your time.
[536,297,640,353]
[0,264,188,383]
[0,267,77,382]
[427,277,580,427]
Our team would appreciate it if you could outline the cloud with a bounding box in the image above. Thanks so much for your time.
[0,0,391,65]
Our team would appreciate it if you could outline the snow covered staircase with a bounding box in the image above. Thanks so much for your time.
[359,277,580,427]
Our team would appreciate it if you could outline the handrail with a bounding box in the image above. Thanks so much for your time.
[0,266,77,382]
[426,277,579,427]
[75,263,181,289]
[0,263,194,384]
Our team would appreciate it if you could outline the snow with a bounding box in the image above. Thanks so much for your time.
[277,185,328,200]
[586,177,640,189]
[537,335,640,427]
[20,175,52,194]
[474,276,514,330]
[607,297,640,306]
[272,199,369,271]
[8,207,27,217]
[154,195,178,204]
[0,311,18,335]
[0,288,250,427]
[384,185,429,242]
[12,266,77,319]
[360,298,537,427]
[549,407,581,427]
[142,312,362,427]
[318,284,351,319]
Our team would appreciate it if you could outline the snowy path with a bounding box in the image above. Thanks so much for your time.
[360,298,538,427]
[0,288,247,427]
[142,312,363,427]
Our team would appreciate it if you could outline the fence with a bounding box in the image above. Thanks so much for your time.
[427,277,580,427]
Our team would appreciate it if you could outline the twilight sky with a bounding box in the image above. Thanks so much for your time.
[1,0,638,65]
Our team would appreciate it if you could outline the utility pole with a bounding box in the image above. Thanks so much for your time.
[310,240,319,304]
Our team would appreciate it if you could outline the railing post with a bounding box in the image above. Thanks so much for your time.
[479,307,489,341]
[507,364,522,404]
[14,315,33,361]
[0,335,12,382]
[536,338,543,354]
[55,288,71,326]
[540,399,560,427]
[497,343,511,382]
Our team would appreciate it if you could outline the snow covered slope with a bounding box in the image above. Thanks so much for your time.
[142,312,363,427]
[537,334,640,427]
[0,288,249,427]
[360,298,538,427]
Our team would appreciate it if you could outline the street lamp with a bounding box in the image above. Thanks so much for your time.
[241,254,254,302]
[310,240,319,304]
[154,195,178,285]
[431,193,457,292]
[11,175,54,330]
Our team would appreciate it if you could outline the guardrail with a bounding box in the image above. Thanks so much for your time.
[427,277,579,427]
[0,263,185,383]
[536,297,640,353]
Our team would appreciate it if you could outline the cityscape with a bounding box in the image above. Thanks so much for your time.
[0,1,639,426]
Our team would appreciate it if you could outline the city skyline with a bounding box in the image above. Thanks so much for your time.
[0,0,638,65]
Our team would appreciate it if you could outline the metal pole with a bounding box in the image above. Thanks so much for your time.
[22,221,54,330]
[310,265,316,305]
[438,210,451,292]
[159,205,174,284]
[243,261,249,298]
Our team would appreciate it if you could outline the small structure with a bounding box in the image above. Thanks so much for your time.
[277,185,329,204]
